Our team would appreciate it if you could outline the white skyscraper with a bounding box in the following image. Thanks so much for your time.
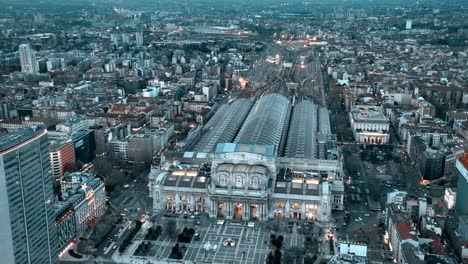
[135,32,143,47]
[406,19,413,30]
[19,44,38,74]
[110,33,120,47]
[121,33,130,44]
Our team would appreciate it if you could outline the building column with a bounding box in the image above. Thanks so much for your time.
[190,194,195,211]
[175,194,180,211]
[285,201,290,218]
[301,201,306,220]
[211,199,216,217]
[259,204,263,220]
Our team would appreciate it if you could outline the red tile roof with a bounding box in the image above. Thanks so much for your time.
[460,155,468,170]
[398,222,417,240]
[431,240,446,256]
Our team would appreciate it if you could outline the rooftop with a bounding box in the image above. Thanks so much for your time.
[285,100,318,159]
[192,99,252,153]
[235,93,291,152]
[459,154,468,170]
[160,168,209,189]
[447,110,468,119]
[350,105,388,123]
[215,143,276,158]
[0,125,47,154]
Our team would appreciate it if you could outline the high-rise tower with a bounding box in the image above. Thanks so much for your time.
[406,19,413,30]
[135,32,143,47]
[0,126,57,264]
[19,44,38,74]
[456,155,468,216]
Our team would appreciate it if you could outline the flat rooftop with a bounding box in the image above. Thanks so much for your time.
[350,105,388,123]
[459,154,468,170]
[215,143,276,158]
[0,126,46,153]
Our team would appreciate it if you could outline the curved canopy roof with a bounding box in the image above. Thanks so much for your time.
[235,93,291,153]
[285,100,318,159]
[192,99,253,153]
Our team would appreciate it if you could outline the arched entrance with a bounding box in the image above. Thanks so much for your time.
[218,202,226,218]
[250,204,259,220]
[274,211,283,219]
[234,203,243,219]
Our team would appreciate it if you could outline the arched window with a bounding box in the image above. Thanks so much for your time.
[220,175,226,186]
[236,176,242,188]
[252,177,259,187]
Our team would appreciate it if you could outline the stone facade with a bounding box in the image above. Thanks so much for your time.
[150,143,343,223]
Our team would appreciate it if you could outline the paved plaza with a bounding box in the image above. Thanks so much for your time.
[112,218,319,264]
[187,223,269,264]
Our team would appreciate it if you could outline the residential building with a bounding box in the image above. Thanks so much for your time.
[19,43,38,74]
[108,139,129,160]
[49,139,76,180]
[55,173,105,253]
[444,188,456,210]
[128,134,153,163]
[420,149,445,181]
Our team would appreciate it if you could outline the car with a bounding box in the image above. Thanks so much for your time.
[342,223,347,226]
[112,245,118,250]
[190,215,195,219]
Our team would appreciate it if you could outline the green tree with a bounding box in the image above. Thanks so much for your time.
[94,210,116,245]
[165,219,177,238]
[283,247,305,264]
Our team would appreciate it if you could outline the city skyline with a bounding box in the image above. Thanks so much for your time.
[0,1,466,263]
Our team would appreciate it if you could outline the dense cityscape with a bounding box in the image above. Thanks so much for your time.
[0,0,467,263]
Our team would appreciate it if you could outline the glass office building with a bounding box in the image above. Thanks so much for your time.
[0,126,57,264]
[456,155,468,216]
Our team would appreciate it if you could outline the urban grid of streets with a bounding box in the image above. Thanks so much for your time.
[0,1,465,264]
